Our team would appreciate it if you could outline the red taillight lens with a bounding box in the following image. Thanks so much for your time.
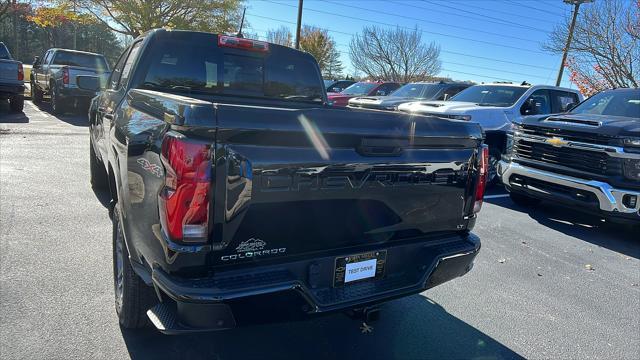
[158,135,212,242]
[17,63,23,81]
[218,35,269,52]
[473,145,489,214]
[62,67,69,85]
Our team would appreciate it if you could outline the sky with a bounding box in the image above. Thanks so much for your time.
[245,0,577,87]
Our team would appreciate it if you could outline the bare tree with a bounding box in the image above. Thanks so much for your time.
[349,26,441,83]
[544,0,638,95]
[266,26,292,47]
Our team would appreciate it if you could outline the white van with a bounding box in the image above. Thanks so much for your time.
[398,83,583,184]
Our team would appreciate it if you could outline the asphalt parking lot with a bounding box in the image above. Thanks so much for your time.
[1,100,639,360]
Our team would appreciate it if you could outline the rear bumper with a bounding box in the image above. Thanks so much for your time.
[499,160,640,221]
[59,86,97,99]
[0,83,24,97]
[147,233,480,334]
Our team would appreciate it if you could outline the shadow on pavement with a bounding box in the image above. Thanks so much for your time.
[0,101,28,123]
[120,295,523,360]
[487,196,640,259]
[33,101,90,127]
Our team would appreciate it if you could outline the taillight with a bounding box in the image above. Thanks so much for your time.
[62,66,69,85]
[473,145,489,214]
[158,134,212,242]
[17,63,23,81]
[218,35,269,52]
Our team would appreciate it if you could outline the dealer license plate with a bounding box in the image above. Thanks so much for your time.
[334,250,387,287]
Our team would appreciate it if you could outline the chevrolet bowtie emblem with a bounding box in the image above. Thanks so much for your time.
[546,137,567,147]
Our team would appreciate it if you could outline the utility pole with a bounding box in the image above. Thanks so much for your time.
[555,0,593,86]
[73,0,77,50]
[295,0,303,49]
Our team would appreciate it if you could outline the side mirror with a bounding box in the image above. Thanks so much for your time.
[377,90,387,96]
[332,87,342,93]
[77,75,102,92]
[564,102,576,112]
[521,99,539,115]
[32,56,40,66]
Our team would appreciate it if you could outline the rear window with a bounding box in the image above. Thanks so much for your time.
[140,39,324,103]
[52,51,109,71]
[0,44,11,60]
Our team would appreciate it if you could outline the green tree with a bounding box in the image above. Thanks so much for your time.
[79,0,245,37]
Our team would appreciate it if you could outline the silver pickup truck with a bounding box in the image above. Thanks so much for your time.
[30,48,110,115]
[0,42,25,113]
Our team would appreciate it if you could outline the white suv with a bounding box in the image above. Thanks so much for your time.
[398,83,583,184]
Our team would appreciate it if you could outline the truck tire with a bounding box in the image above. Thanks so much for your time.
[487,147,502,186]
[509,192,541,207]
[9,95,24,113]
[50,86,66,115]
[31,82,43,104]
[112,204,157,329]
[90,138,108,190]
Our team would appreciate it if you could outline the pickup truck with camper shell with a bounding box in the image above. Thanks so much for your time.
[327,81,401,107]
[398,83,583,185]
[81,29,488,334]
[348,81,471,111]
[499,88,640,224]
[30,48,111,114]
[0,42,25,112]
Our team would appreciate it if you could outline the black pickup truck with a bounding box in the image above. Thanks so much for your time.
[499,88,640,224]
[82,29,487,334]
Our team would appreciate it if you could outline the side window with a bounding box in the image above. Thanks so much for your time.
[43,51,53,65]
[109,48,129,90]
[551,90,580,113]
[119,41,142,87]
[521,89,551,115]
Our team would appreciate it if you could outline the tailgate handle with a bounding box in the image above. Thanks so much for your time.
[357,138,407,157]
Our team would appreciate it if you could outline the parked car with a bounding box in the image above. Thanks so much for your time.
[328,81,400,107]
[324,79,355,93]
[499,88,640,224]
[82,29,486,334]
[0,42,24,112]
[348,81,471,111]
[398,83,584,184]
[30,48,111,114]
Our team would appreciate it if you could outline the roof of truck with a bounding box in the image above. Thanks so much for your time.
[48,48,105,57]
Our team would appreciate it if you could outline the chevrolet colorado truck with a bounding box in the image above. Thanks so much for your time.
[30,48,110,114]
[399,83,583,184]
[0,42,25,112]
[82,29,487,334]
[499,88,640,224]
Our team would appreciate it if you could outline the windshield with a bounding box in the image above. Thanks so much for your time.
[52,51,109,71]
[340,82,377,95]
[571,90,640,118]
[390,83,442,99]
[450,85,528,107]
[0,43,11,60]
[324,80,334,87]
[140,38,324,103]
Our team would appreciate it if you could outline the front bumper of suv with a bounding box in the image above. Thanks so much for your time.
[499,160,640,221]
[146,233,480,334]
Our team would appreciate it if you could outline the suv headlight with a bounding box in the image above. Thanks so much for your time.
[623,158,640,181]
[450,114,472,121]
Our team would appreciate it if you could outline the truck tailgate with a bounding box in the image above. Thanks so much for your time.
[210,104,482,266]
[0,60,19,83]
[68,67,109,87]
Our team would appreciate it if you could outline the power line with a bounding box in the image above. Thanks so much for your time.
[247,16,557,72]
[419,0,551,33]
[319,0,536,43]
[504,0,567,14]
[261,0,547,54]
[441,0,553,22]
